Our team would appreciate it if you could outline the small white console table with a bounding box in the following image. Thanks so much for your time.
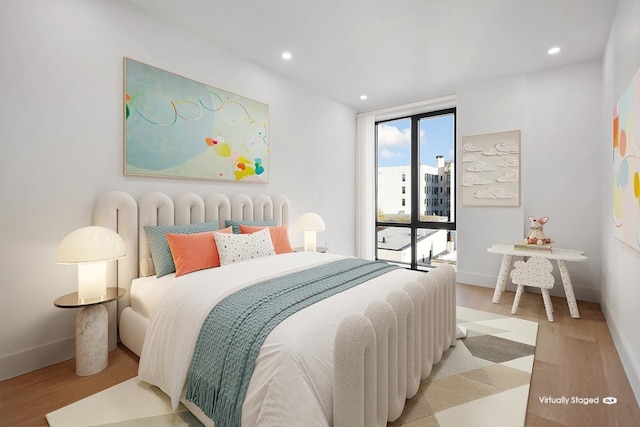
[487,244,587,319]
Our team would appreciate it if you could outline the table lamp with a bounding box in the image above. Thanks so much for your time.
[295,213,325,252]
[55,226,126,302]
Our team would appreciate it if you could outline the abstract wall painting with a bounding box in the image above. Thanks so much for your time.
[461,130,521,207]
[124,58,269,183]
[613,66,640,252]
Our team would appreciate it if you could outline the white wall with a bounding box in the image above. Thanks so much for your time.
[456,76,527,287]
[601,0,640,404]
[457,61,603,303]
[0,0,355,379]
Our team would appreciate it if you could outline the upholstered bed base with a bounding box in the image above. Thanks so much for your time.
[119,306,148,357]
[334,263,456,426]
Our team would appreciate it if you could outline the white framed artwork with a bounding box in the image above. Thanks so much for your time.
[461,130,521,207]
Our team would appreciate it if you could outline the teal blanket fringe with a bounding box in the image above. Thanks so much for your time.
[185,258,398,427]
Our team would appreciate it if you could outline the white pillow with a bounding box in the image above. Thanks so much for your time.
[214,227,276,266]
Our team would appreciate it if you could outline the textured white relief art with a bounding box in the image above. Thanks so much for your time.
[461,130,521,207]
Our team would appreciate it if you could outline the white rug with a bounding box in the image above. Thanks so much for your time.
[46,307,538,427]
[45,378,203,427]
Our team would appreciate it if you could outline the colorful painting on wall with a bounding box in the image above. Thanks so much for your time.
[613,66,640,252]
[124,58,269,183]
[461,130,521,207]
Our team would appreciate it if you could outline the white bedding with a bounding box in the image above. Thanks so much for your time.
[138,252,438,426]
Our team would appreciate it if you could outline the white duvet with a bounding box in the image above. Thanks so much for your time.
[138,252,433,426]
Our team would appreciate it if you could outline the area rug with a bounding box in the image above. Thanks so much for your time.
[390,306,538,426]
[46,306,538,427]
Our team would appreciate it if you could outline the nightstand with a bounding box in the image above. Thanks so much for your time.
[54,287,126,376]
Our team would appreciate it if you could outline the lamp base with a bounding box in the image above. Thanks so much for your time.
[78,262,107,302]
[303,231,317,252]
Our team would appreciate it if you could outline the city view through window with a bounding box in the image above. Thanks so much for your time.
[376,109,456,269]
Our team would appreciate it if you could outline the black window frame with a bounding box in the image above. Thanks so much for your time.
[375,107,457,270]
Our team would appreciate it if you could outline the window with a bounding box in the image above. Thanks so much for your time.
[375,108,456,270]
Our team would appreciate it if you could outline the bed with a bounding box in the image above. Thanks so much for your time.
[93,191,459,427]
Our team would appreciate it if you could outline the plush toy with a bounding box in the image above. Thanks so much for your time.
[526,216,551,245]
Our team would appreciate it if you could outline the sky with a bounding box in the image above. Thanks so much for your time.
[377,113,455,168]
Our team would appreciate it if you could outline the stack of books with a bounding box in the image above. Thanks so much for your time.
[514,242,552,253]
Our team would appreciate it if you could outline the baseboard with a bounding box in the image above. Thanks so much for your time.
[601,300,640,407]
[0,337,75,381]
[456,270,600,303]
[456,271,500,289]
[567,286,600,303]
[2,307,120,381]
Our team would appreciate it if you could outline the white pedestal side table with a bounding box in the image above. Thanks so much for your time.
[54,287,126,376]
[487,244,586,319]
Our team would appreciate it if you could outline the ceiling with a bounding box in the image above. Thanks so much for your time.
[121,0,619,113]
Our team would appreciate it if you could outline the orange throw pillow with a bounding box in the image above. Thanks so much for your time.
[239,225,293,254]
[166,227,232,276]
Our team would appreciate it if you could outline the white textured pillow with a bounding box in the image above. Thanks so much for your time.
[214,227,276,266]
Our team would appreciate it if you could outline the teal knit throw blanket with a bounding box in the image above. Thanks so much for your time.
[185,258,399,427]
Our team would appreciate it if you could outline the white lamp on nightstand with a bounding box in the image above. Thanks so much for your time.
[55,226,126,301]
[295,212,325,252]
[55,226,127,376]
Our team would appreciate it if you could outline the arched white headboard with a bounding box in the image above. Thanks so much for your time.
[93,191,290,319]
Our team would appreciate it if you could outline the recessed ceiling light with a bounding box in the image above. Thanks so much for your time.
[281,52,292,60]
[360,95,368,100]
[547,46,561,55]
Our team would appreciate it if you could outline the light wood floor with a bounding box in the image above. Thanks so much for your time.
[456,284,640,427]
[1,284,638,427]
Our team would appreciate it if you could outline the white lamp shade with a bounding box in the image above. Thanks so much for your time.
[55,226,126,264]
[295,213,325,232]
[56,226,125,301]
